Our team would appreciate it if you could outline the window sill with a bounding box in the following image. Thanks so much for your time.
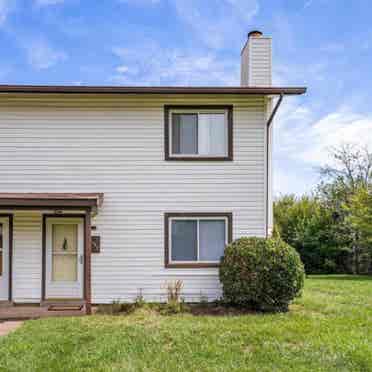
[166,156,233,161]
[165,262,220,269]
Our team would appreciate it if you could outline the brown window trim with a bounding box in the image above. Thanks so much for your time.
[164,212,233,268]
[164,105,233,161]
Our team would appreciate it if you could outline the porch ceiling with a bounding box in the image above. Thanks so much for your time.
[0,193,104,210]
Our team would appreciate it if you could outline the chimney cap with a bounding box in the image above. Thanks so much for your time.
[248,30,263,38]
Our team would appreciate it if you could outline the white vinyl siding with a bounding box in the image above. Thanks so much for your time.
[12,213,42,303]
[0,94,267,303]
[241,37,272,87]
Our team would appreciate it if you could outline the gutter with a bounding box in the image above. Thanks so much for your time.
[0,84,306,95]
[265,93,283,238]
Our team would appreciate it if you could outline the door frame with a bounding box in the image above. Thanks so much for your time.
[0,214,13,302]
[42,213,91,312]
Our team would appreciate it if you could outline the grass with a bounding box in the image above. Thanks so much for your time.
[0,275,371,372]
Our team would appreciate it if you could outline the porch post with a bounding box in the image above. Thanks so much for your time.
[84,209,92,315]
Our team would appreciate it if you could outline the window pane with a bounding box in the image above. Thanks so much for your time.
[52,224,78,281]
[53,225,77,253]
[172,114,198,154]
[171,220,197,261]
[198,113,227,155]
[199,220,226,261]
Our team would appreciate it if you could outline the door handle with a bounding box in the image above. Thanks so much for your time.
[79,255,84,264]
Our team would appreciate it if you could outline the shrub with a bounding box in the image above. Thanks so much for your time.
[219,237,305,312]
[161,280,185,314]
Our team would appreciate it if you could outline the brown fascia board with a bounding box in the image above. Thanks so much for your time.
[0,193,104,208]
[0,85,306,95]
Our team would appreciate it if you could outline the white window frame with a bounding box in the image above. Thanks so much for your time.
[168,216,229,264]
[169,109,229,158]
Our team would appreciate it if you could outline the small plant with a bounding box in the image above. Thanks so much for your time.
[161,280,184,314]
[199,292,209,307]
[165,280,183,303]
[134,288,146,309]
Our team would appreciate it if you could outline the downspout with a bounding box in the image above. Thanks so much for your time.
[265,93,283,238]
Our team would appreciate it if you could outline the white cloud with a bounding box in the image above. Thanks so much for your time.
[299,109,372,164]
[35,0,65,5]
[111,42,239,85]
[26,39,67,69]
[173,0,259,49]
[273,100,372,194]
[0,0,12,26]
[116,65,130,74]
[275,100,372,166]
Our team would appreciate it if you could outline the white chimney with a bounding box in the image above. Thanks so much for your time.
[241,30,272,87]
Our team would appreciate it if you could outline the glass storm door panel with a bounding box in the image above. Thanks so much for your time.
[45,218,84,299]
[52,224,78,282]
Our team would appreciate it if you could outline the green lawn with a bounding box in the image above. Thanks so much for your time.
[1,276,372,372]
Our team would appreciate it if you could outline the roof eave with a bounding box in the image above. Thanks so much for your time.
[0,85,307,95]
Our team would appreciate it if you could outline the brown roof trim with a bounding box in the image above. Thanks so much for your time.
[0,85,306,95]
[0,193,104,209]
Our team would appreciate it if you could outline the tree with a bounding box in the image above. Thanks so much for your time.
[345,186,372,273]
[274,195,349,274]
[317,145,372,274]
[275,145,372,275]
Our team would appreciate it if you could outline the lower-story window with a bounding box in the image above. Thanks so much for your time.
[165,213,232,268]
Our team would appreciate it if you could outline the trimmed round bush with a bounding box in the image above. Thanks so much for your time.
[219,237,305,312]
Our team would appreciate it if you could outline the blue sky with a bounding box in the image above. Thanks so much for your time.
[1,0,371,195]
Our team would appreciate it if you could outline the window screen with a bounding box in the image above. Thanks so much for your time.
[171,220,198,261]
[199,220,226,261]
[198,114,227,155]
[172,114,198,154]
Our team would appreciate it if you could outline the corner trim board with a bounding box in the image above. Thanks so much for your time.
[265,94,283,238]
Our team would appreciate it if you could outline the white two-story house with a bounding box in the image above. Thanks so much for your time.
[0,31,306,314]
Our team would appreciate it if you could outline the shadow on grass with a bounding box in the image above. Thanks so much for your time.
[308,275,372,282]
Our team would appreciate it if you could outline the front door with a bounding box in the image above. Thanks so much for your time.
[0,216,10,301]
[45,217,84,299]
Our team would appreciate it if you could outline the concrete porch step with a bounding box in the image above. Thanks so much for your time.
[41,300,86,311]
[0,301,12,308]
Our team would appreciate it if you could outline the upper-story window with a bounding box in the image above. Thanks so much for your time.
[164,106,233,161]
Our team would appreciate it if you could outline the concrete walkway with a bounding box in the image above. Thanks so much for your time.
[0,321,23,337]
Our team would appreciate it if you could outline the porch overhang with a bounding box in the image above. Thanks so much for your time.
[0,193,104,213]
[0,193,100,316]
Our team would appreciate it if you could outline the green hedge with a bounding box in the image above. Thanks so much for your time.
[220,237,305,312]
